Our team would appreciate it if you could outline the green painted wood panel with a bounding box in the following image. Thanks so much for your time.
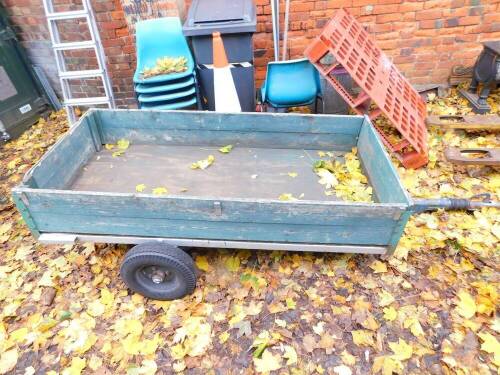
[32,212,394,245]
[357,118,412,205]
[21,190,404,227]
[96,109,364,134]
[23,117,97,189]
[95,110,362,150]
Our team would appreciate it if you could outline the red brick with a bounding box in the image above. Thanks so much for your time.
[400,2,424,12]
[372,4,398,14]
[416,9,443,20]
[459,16,481,26]
[424,0,451,9]
[376,13,400,23]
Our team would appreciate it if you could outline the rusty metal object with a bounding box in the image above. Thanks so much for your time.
[305,9,428,169]
[445,147,500,166]
[426,114,500,131]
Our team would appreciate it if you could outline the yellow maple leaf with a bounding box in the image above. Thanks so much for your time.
[404,317,424,337]
[0,348,18,375]
[219,331,230,344]
[283,345,297,365]
[372,355,400,375]
[455,290,477,319]
[224,256,240,272]
[62,357,86,375]
[87,355,102,371]
[279,193,298,201]
[351,330,374,347]
[87,300,105,317]
[378,290,395,307]
[152,187,168,195]
[9,327,28,343]
[253,349,282,373]
[191,155,215,170]
[383,306,397,321]
[116,138,130,150]
[218,145,233,153]
[369,260,387,273]
[478,332,500,366]
[195,256,209,271]
[341,350,356,366]
[115,319,143,337]
[135,184,147,192]
[389,338,413,361]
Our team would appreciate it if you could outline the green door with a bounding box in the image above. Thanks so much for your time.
[0,7,50,141]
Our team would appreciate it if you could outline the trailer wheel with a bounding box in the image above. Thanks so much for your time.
[120,243,196,300]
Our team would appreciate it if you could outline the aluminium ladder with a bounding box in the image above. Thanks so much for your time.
[42,0,115,124]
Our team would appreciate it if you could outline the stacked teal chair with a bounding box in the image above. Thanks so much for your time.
[259,58,322,112]
[134,17,199,110]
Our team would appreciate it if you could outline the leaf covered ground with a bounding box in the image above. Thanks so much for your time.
[0,89,499,375]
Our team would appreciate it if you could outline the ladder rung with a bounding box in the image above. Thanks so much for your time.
[65,97,110,106]
[47,10,88,21]
[53,40,95,50]
[59,69,103,79]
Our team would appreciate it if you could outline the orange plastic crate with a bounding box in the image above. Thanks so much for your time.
[305,9,428,169]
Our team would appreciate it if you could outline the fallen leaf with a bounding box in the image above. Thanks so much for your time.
[0,348,18,374]
[152,187,168,195]
[224,256,240,272]
[283,345,297,365]
[383,306,398,321]
[389,338,413,361]
[456,290,477,319]
[370,260,388,273]
[219,145,233,153]
[341,350,356,366]
[287,172,298,178]
[279,193,298,201]
[334,365,352,375]
[195,256,209,271]
[62,357,86,375]
[135,184,146,192]
[378,290,395,307]
[253,350,282,373]
[351,330,374,347]
[191,155,215,170]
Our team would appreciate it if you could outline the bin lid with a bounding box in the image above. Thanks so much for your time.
[183,0,256,36]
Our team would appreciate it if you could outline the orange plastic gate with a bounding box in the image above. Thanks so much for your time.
[305,9,428,168]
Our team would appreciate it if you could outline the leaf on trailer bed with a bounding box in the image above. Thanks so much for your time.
[135,184,147,192]
[218,145,233,153]
[152,187,168,195]
[191,155,215,170]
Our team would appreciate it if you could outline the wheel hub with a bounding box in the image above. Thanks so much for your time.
[142,266,171,284]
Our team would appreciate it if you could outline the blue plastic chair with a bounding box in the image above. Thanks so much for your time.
[138,87,196,103]
[133,17,195,84]
[134,76,196,94]
[140,96,197,110]
[260,58,322,111]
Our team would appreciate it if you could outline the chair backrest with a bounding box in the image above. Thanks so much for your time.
[135,17,194,70]
[264,58,321,99]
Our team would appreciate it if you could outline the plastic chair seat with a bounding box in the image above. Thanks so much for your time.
[135,76,196,94]
[138,87,196,103]
[261,58,322,108]
[133,17,195,85]
[140,96,197,110]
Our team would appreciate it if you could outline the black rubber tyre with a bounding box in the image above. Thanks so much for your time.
[120,243,196,300]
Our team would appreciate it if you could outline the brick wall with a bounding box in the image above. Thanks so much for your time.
[253,0,500,87]
[2,0,182,108]
[3,0,499,109]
